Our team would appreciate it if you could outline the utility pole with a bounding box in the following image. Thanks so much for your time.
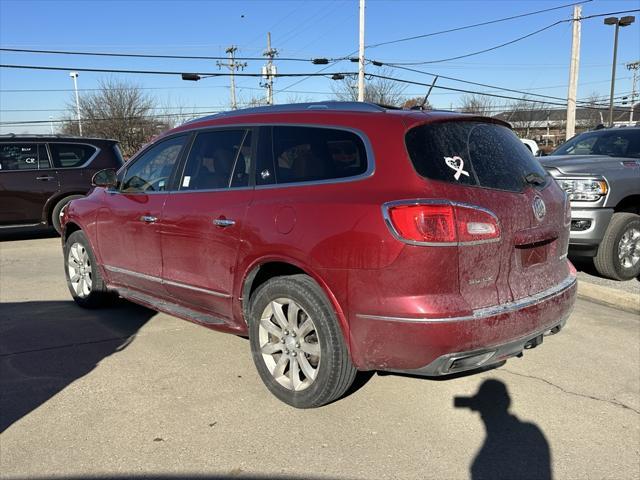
[626,61,639,125]
[217,46,247,110]
[69,71,82,136]
[565,5,581,140]
[262,32,278,105]
[357,0,365,102]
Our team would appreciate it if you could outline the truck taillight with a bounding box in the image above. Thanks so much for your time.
[383,201,500,245]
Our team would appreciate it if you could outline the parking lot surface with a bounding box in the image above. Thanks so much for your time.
[1,235,639,480]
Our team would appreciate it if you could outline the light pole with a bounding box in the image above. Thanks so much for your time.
[69,71,82,135]
[357,0,365,102]
[604,16,635,127]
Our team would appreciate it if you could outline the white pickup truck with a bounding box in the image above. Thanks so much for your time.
[520,138,540,156]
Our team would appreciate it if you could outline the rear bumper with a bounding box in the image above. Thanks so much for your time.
[394,316,567,376]
[349,274,577,371]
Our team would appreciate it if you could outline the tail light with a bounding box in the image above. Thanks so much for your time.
[383,200,500,246]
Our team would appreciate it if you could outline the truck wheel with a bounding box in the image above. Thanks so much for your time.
[594,212,640,281]
[248,274,357,408]
[64,230,114,308]
[52,194,84,235]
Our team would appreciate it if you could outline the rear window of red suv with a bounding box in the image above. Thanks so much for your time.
[263,126,368,185]
[405,121,547,192]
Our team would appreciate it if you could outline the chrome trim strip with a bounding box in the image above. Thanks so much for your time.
[163,279,231,298]
[104,265,162,283]
[381,198,502,247]
[356,274,576,323]
[174,123,376,190]
[104,265,231,299]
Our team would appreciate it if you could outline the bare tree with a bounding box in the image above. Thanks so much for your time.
[61,78,169,158]
[507,97,549,138]
[582,92,607,129]
[458,94,496,116]
[401,96,432,110]
[331,70,406,106]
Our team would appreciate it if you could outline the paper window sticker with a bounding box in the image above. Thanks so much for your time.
[444,156,470,181]
[158,180,166,189]
[182,176,191,187]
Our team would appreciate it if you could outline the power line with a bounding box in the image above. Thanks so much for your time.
[0,110,225,127]
[0,47,316,62]
[0,63,356,78]
[0,85,343,95]
[379,63,617,108]
[366,0,591,48]
[365,73,632,112]
[2,92,633,114]
[385,21,565,66]
[382,8,640,66]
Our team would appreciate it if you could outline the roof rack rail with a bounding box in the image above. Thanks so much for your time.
[185,101,389,124]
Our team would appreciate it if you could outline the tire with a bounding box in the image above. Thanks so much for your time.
[594,212,640,281]
[64,230,114,308]
[248,274,357,408]
[52,194,84,235]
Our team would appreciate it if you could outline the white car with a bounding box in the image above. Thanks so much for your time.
[520,138,540,156]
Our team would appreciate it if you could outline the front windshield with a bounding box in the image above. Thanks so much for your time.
[552,129,640,158]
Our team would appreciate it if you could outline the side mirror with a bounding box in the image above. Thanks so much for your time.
[92,168,118,188]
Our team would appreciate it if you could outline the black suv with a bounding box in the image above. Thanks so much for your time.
[0,135,124,234]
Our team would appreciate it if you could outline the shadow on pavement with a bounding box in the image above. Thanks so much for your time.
[455,379,552,480]
[569,255,600,277]
[0,300,155,432]
[0,226,59,242]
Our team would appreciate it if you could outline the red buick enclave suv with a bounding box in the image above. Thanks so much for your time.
[61,102,577,408]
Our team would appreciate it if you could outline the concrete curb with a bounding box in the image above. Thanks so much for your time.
[577,280,640,316]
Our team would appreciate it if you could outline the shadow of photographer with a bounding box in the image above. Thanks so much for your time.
[0,300,155,432]
[455,379,552,480]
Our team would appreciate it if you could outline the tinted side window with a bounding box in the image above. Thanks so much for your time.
[121,136,186,193]
[0,144,46,171]
[50,143,97,168]
[180,130,250,190]
[271,126,367,184]
[405,122,547,192]
[553,130,640,158]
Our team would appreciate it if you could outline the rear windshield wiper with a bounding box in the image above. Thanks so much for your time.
[524,172,546,186]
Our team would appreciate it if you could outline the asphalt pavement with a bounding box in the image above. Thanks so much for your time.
[572,256,640,296]
[1,235,639,480]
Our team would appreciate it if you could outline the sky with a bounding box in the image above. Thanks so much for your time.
[1,0,639,134]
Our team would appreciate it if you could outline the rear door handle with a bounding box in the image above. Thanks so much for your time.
[214,218,236,227]
[140,215,158,223]
[36,175,55,181]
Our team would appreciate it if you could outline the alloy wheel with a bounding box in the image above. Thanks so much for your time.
[258,298,321,392]
[67,242,93,298]
[618,227,640,269]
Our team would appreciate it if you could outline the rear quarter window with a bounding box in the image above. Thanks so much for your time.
[268,126,368,184]
[50,143,97,168]
[405,121,547,192]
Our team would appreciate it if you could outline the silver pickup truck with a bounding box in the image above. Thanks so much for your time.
[541,126,640,281]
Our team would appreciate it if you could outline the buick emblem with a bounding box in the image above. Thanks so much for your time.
[532,196,546,221]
